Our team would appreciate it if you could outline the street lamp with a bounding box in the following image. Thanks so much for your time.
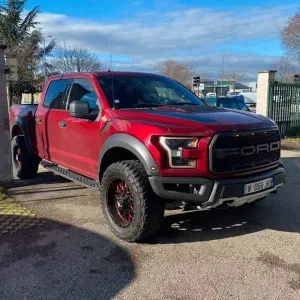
[220,53,232,96]
[43,35,52,84]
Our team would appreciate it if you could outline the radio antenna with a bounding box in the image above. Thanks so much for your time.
[109,34,116,108]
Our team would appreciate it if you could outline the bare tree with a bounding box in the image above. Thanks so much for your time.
[198,71,211,81]
[223,69,249,92]
[154,59,194,88]
[52,44,104,73]
[273,57,297,82]
[281,10,300,62]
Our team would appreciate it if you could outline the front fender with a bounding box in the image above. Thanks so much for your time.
[99,133,160,176]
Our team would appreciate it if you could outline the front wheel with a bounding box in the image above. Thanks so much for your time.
[11,135,39,179]
[100,160,165,242]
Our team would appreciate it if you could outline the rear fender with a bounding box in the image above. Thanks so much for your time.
[11,117,33,154]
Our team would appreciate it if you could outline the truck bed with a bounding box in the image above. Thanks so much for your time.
[9,104,39,155]
[10,104,38,117]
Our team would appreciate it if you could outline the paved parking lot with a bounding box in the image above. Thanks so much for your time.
[1,150,300,300]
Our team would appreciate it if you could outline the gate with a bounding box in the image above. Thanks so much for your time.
[268,82,300,137]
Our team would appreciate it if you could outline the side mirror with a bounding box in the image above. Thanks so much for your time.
[69,100,90,119]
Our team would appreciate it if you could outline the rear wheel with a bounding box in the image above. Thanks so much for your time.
[11,136,39,179]
[100,160,165,242]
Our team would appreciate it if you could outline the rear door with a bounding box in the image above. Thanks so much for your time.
[35,78,72,164]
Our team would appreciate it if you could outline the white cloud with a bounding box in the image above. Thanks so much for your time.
[37,4,297,77]
[112,52,280,79]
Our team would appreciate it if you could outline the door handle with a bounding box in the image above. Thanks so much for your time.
[58,121,67,128]
[35,117,42,123]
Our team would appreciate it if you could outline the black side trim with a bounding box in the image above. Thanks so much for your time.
[41,160,100,190]
[99,134,160,176]
[149,176,214,203]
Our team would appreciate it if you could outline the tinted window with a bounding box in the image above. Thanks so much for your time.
[238,102,250,111]
[44,79,71,109]
[68,79,99,111]
[97,75,205,109]
[217,98,229,108]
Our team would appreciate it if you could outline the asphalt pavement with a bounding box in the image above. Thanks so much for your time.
[1,150,300,300]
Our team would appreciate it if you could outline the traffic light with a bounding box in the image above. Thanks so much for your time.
[294,74,300,83]
[193,76,200,86]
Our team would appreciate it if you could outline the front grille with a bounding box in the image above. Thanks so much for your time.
[210,129,280,174]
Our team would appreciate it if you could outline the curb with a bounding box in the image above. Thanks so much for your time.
[281,141,300,152]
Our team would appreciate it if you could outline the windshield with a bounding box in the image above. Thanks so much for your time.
[97,74,206,109]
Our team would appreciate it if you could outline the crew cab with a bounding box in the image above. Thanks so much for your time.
[9,72,286,242]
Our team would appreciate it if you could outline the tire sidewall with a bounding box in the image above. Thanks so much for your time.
[100,166,147,240]
[11,136,38,179]
[11,136,25,178]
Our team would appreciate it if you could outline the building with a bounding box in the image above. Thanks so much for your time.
[193,79,257,98]
[194,80,230,97]
[228,82,252,94]
[248,81,257,92]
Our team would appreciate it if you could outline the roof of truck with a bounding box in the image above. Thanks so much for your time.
[49,71,163,80]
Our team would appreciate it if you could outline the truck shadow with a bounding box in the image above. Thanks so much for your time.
[154,156,300,244]
[10,171,89,198]
[0,216,134,300]
[13,170,71,188]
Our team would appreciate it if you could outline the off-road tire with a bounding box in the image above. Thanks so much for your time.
[11,135,39,179]
[100,160,165,242]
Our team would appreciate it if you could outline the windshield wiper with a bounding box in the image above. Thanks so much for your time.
[133,103,165,108]
[166,102,201,106]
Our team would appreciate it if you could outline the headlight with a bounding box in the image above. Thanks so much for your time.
[159,137,199,168]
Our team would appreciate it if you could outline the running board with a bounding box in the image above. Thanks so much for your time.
[41,161,100,190]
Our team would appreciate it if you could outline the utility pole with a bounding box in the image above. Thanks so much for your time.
[220,53,232,96]
[0,45,13,185]
[221,54,225,96]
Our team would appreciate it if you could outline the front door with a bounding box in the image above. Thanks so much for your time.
[63,77,102,179]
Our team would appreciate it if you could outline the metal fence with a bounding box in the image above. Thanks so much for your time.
[268,82,300,137]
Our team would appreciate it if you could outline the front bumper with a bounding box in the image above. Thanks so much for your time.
[149,165,286,209]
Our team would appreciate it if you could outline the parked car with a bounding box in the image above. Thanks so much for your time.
[9,71,286,242]
[216,96,251,111]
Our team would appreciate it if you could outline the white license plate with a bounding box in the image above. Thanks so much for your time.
[244,177,274,195]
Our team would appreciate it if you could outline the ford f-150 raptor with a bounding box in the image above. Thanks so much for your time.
[9,71,286,242]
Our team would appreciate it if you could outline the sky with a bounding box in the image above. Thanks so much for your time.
[27,0,299,79]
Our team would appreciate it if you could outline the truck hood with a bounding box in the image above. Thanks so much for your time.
[112,105,276,133]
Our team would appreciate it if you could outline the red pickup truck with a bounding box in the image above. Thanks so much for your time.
[9,71,286,242]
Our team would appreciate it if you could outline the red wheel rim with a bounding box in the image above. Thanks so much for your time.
[107,179,135,227]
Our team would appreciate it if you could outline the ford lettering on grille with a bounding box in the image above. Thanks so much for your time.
[215,141,280,158]
[210,129,281,174]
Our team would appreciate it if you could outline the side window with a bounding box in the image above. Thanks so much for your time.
[44,79,71,110]
[68,79,99,112]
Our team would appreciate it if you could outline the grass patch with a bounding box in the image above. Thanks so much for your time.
[0,186,7,201]
[0,200,34,216]
[0,186,34,217]
[284,137,300,144]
